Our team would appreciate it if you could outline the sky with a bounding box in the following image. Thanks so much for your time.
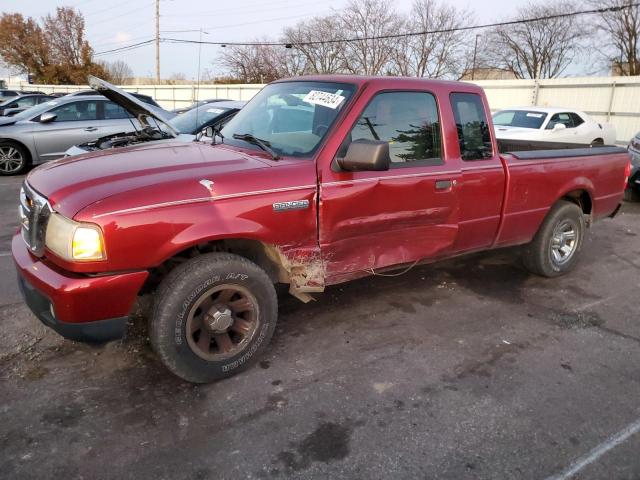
[2,0,555,80]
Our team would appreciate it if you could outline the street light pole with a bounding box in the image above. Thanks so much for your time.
[471,34,480,81]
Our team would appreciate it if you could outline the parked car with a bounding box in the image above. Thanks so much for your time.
[172,99,233,114]
[0,95,154,175]
[13,76,630,383]
[493,107,616,147]
[0,89,22,101]
[65,77,244,155]
[0,94,55,117]
[626,131,640,201]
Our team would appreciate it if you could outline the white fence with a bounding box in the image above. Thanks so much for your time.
[7,82,265,110]
[9,76,640,144]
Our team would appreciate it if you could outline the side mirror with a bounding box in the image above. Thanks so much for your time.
[336,139,391,172]
[39,112,57,123]
[553,123,566,131]
[204,126,214,137]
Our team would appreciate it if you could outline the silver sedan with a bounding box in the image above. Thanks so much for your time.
[0,95,143,175]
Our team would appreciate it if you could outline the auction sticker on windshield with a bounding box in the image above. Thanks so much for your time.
[303,90,345,109]
[206,108,225,114]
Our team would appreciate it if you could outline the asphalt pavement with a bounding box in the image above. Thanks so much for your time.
[1,173,640,479]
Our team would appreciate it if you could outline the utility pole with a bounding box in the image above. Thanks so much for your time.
[155,0,160,84]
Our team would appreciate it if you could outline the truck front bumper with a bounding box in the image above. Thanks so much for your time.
[12,234,149,343]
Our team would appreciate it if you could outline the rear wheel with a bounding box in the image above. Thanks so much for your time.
[0,141,29,176]
[590,138,604,147]
[150,253,278,383]
[523,200,586,277]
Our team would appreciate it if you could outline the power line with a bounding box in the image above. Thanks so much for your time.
[94,39,155,56]
[94,3,640,54]
[166,0,322,18]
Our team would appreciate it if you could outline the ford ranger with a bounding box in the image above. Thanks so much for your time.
[12,75,631,383]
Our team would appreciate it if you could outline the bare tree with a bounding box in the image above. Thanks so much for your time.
[589,0,640,75]
[487,1,587,79]
[390,0,471,78]
[100,60,133,84]
[283,16,345,74]
[339,0,404,75]
[217,41,299,83]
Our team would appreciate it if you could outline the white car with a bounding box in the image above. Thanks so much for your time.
[493,107,616,146]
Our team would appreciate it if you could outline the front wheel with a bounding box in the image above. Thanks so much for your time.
[0,141,30,176]
[150,253,278,383]
[522,200,586,277]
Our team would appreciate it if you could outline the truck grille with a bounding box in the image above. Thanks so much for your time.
[19,183,51,257]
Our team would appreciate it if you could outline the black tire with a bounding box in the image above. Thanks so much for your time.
[150,253,277,383]
[0,141,30,176]
[590,138,604,147]
[624,187,640,202]
[522,200,586,278]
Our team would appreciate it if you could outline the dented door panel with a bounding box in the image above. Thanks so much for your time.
[319,169,460,284]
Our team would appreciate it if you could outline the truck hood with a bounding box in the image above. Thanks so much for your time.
[27,141,272,218]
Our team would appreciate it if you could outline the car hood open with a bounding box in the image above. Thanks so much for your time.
[26,141,272,218]
[88,75,179,137]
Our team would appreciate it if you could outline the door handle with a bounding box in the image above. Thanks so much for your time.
[435,179,457,191]
[84,127,98,132]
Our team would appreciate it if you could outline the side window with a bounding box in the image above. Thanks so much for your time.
[569,112,584,127]
[50,100,98,122]
[547,113,573,129]
[342,91,443,166]
[103,101,132,120]
[16,97,37,107]
[450,93,493,161]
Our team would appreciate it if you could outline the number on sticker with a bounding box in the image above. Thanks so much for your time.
[303,90,345,110]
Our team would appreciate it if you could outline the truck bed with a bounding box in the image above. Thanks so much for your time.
[495,146,629,247]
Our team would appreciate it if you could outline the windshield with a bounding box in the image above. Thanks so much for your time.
[10,99,61,122]
[169,104,233,134]
[221,81,356,158]
[493,110,547,129]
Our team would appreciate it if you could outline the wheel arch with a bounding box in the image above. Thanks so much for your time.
[142,237,325,301]
[560,188,593,219]
[0,137,33,165]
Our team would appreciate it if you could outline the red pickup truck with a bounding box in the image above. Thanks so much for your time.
[13,76,631,383]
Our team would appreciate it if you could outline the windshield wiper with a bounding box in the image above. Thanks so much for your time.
[232,133,280,160]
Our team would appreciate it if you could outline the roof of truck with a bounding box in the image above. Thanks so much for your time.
[275,75,483,91]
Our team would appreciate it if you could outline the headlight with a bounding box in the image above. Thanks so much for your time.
[45,213,106,261]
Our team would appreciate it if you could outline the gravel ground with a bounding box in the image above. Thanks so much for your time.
[1,173,640,480]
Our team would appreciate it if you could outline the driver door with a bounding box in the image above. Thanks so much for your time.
[319,90,460,284]
[545,112,577,143]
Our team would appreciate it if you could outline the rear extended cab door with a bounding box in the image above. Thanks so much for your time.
[316,81,463,285]
[449,92,506,253]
